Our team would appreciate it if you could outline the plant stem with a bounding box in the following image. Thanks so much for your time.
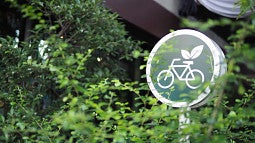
[207,75,227,137]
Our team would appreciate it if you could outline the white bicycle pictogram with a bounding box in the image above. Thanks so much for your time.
[157,45,205,89]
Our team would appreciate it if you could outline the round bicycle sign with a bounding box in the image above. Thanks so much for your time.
[146,29,226,108]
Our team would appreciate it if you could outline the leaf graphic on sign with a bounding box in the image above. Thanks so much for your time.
[190,45,203,59]
[181,50,191,59]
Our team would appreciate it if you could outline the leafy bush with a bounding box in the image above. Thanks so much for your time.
[0,0,255,143]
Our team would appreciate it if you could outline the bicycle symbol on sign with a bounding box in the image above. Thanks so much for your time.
[157,45,205,89]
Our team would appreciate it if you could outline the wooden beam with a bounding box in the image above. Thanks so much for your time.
[105,0,180,38]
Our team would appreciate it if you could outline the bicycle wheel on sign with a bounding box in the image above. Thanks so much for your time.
[157,70,174,89]
[185,69,205,89]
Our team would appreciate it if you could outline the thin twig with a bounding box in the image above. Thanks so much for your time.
[207,75,227,137]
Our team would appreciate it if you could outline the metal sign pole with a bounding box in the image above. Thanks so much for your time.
[179,106,191,143]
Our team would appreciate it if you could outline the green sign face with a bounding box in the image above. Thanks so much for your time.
[146,29,226,107]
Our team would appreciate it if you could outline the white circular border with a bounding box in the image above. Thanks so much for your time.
[146,29,224,108]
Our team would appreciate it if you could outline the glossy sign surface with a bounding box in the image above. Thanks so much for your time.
[146,29,226,107]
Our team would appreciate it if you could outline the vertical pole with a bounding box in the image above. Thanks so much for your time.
[179,106,191,143]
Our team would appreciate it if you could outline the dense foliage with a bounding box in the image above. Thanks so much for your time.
[0,0,254,142]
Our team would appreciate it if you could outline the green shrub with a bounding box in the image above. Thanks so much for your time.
[0,0,254,142]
